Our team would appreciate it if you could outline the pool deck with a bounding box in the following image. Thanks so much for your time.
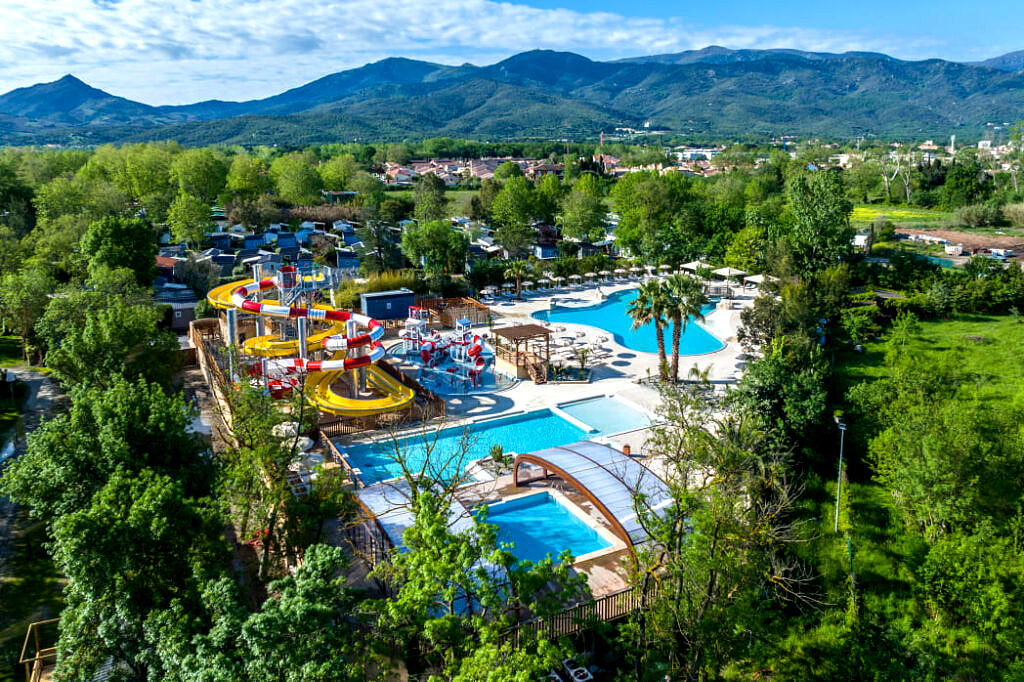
[486,279,753,389]
[333,279,760,598]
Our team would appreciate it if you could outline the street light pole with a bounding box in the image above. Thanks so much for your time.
[834,420,847,534]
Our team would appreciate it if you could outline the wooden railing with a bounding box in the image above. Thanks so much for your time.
[506,583,657,646]
[19,619,59,682]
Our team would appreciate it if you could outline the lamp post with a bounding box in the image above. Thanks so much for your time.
[834,419,847,534]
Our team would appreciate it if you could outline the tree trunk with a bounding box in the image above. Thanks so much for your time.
[655,321,668,380]
[670,314,682,382]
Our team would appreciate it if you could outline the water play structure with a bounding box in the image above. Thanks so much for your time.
[207,265,415,417]
[397,308,490,389]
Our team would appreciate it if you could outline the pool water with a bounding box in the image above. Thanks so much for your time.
[339,409,589,484]
[559,396,653,434]
[532,288,724,355]
[478,492,611,562]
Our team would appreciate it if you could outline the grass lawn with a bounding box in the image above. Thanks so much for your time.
[0,381,27,437]
[385,189,478,214]
[0,515,65,682]
[834,313,1024,406]
[0,337,21,368]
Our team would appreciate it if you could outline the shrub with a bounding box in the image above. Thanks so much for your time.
[1002,203,1024,226]
[952,202,1004,228]
[334,269,424,309]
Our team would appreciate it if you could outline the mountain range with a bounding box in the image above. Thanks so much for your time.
[2,47,1024,145]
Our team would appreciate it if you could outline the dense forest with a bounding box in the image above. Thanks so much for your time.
[0,133,1023,680]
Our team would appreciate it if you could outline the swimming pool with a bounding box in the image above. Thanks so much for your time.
[478,492,611,563]
[558,395,654,434]
[532,288,724,355]
[338,409,589,484]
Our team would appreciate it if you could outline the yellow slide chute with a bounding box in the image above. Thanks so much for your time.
[207,278,415,417]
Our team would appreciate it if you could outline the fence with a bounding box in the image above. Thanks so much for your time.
[343,520,391,569]
[506,582,657,645]
[417,296,491,327]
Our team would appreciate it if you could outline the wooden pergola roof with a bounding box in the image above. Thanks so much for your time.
[493,324,551,341]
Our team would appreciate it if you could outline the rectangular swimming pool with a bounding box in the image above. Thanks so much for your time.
[338,409,589,484]
[558,395,653,435]
[478,491,611,563]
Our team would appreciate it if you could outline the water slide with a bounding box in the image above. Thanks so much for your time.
[207,273,415,417]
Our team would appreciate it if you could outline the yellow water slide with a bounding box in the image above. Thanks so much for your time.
[207,278,415,417]
[304,357,416,417]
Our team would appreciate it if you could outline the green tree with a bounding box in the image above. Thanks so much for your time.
[503,259,531,298]
[942,160,993,209]
[533,173,563,224]
[627,278,670,380]
[151,545,365,681]
[80,215,157,284]
[0,265,54,361]
[166,192,211,248]
[0,377,209,521]
[400,219,468,274]
[494,160,524,180]
[663,273,708,381]
[41,294,180,389]
[169,148,227,204]
[226,153,271,198]
[355,218,401,274]
[350,171,385,210]
[491,176,535,257]
[413,172,448,223]
[786,170,854,277]
[372,486,583,679]
[727,338,828,444]
[625,382,809,680]
[269,152,323,206]
[559,173,606,242]
[51,467,223,681]
[318,153,360,192]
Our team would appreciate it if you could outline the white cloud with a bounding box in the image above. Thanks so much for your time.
[0,0,951,104]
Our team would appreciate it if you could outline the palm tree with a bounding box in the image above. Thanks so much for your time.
[627,279,670,380]
[664,273,709,381]
[503,260,531,298]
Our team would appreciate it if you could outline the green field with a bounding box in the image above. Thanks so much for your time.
[835,313,1024,405]
[385,189,478,215]
[0,514,65,682]
[852,205,952,230]
[0,337,21,368]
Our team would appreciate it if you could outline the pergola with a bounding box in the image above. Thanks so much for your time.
[513,441,671,553]
[492,323,552,380]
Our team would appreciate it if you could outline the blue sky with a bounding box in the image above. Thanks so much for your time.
[0,0,1018,105]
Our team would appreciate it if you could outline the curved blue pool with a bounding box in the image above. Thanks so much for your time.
[532,288,724,355]
[477,492,611,563]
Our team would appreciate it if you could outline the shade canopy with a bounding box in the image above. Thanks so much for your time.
[537,277,550,283]
[584,272,596,277]
[658,264,672,270]
[513,441,671,548]
[599,270,611,275]
[614,268,627,274]
[681,260,713,272]
[743,274,778,285]
[629,266,642,272]
[569,274,582,279]
[713,266,747,278]
[521,280,533,286]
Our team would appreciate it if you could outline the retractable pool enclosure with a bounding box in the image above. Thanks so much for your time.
[513,441,672,551]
